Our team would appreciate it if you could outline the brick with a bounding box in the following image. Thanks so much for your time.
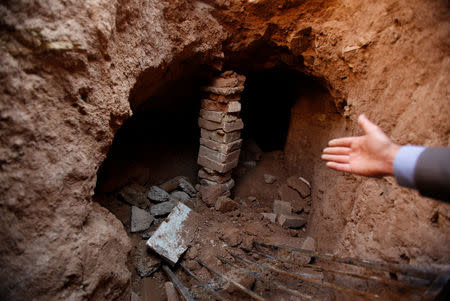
[215,196,238,213]
[201,128,240,143]
[222,119,243,132]
[200,109,239,123]
[200,178,235,191]
[203,85,244,95]
[198,168,231,184]
[200,138,242,154]
[198,154,239,173]
[201,99,241,112]
[198,179,234,206]
[273,200,292,215]
[287,176,311,198]
[199,145,240,163]
[208,93,240,103]
[210,77,239,88]
[198,118,243,133]
[277,214,307,229]
[262,213,277,223]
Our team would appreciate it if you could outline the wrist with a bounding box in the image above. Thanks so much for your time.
[385,143,401,175]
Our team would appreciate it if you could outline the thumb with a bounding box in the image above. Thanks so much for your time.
[358,114,379,135]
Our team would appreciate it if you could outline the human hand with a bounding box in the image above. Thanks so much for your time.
[321,114,400,177]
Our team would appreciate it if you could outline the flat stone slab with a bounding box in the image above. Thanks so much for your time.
[278,214,306,229]
[147,203,200,265]
[170,191,190,202]
[150,201,177,217]
[131,206,154,232]
[147,186,170,203]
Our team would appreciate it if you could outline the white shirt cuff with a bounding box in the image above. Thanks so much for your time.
[393,145,426,188]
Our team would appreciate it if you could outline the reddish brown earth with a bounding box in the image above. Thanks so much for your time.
[0,0,449,300]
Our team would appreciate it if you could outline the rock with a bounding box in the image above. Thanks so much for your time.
[170,191,190,202]
[221,227,242,247]
[165,282,180,301]
[159,176,189,193]
[150,200,177,217]
[119,183,150,209]
[147,186,170,203]
[262,213,277,223]
[135,241,161,278]
[298,236,316,264]
[247,196,257,202]
[278,214,307,229]
[287,176,311,198]
[264,174,276,184]
[141,231,154,240]
[243,160,256,168]
[273,200,292,215]
[177,177,197,197]
[215,196,238,212]
[199,138,242,154]
[131,206,154,232]
[198,179,234,206]
[147,203,200,265]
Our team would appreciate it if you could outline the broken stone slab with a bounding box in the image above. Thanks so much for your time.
[170,191,190,203]
[287,176,311,198]
[202,85,244,96]
[198,117,244,133]
[150,200,178,217]
[264,174,276,184]
[177,177,196,197]
[273,200,292,215]
[201,128,241,143]
[278,214,307,229]
[199,145,240,164]
[198,168,231,184]
[215,196,238,213]
[119,183,150,209]
[201,99,241,113]
[131,206,154,232]
[199,109,238,123]
[200,138,242,154]
[147,186,170,203]
[135,241,161,278]
[147,203,200,265]
[198,154,239,173]
[262,213,277,223]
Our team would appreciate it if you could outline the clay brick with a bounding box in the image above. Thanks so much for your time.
[200,138,242,154]
[208,93,240,103]
[199,146,240,163]
[198,118,243,133]
[278,214,307,229]
[200,109,238,123]
[210,77,239,88]
[201,99,241,113]
[215,196,238,213]
[200,178,235,191]
[198,168,231,184]
[273,200,292,215]
[198,154,239,173]
[198,179,234,206]
[200,128,240,143]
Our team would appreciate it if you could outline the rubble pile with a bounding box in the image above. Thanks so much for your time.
[197,71,246,206]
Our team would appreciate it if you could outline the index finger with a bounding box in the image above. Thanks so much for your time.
[328,137,356,147]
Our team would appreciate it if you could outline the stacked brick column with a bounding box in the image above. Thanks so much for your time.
[197,71,245,206]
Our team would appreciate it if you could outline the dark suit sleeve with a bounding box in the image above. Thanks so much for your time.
[414,147,450,202]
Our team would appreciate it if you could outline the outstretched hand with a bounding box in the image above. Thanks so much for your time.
[322,114,400,177]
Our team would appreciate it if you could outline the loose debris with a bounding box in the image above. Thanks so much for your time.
[131,206,154,232]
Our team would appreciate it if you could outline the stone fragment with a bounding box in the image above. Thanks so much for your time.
[264,174,276,184]
[201,178,235,191]
[278,214,307,229]
[147,203,200,265]
[135,241,161,277]
[273,200,292,215]
[141,231,154,240]
[131,206,154,232]
[198,118,243,133]
[201,128,240,143]
[262,213,277,223]
[287,176,311,198]
[203,85,244,95]
[199,146,240,164]
[215,196,238,213]
[221,227,242,247]
[150,200,177,217]
[159,176,189,193]
[199,109,238,123]
[198,168,231,184]
[170,191,190,202]
[247,196,257,202]
[177,177,196,197]
[119,183,150,209]
[200,138,242,154]
[198,154,239,173]
[165,282,180,301]
[147,186,170,203]
[208,93,240,103]
[201,99,241,113]
[198,180,233,206]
